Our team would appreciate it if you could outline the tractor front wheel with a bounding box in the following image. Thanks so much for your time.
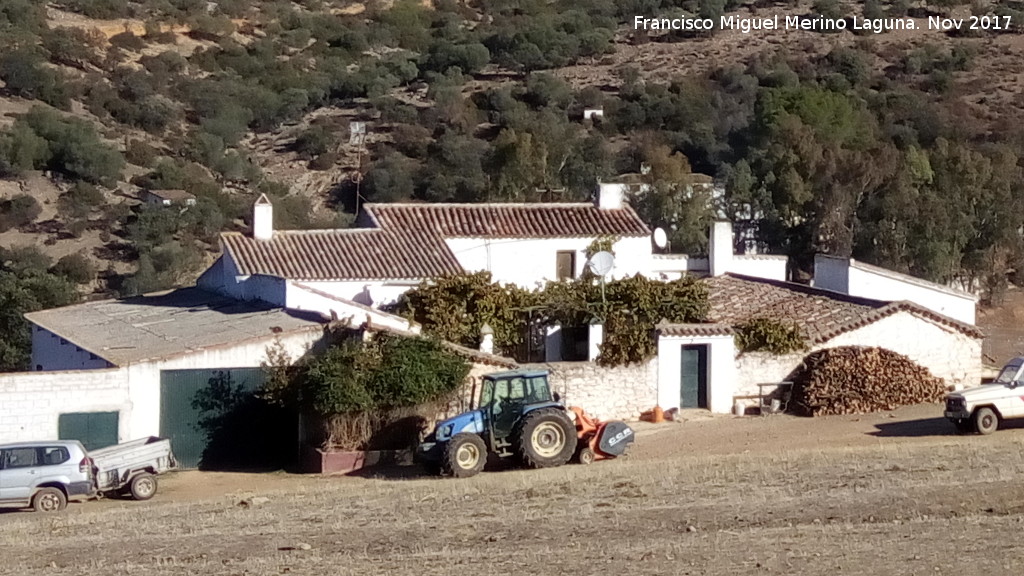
[514,408,576,469]
[442,433,487,478]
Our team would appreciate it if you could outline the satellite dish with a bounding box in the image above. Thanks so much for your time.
[653,228,668,249]
[587,251,615,277]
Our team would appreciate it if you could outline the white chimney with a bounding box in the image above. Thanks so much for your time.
[253,193,273,240]
[708,221,734,277]
[597,183,624,210]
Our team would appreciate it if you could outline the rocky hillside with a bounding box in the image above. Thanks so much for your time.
[1,0,1024,370]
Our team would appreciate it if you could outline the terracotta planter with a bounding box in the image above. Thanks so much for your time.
[302,445,413,474]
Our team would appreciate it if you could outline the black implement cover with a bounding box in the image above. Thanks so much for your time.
[598,421,634,456]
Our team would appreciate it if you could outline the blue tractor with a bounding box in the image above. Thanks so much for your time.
[416,369,578,478]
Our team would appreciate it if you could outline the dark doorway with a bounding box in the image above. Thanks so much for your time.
[680,345,709,409]
[160,368,295,470]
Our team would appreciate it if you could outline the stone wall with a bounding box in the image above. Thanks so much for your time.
[734,310,983,405]
[432,361,657,423]
[522,360,659,421]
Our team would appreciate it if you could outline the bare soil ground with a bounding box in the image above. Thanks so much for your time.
[3,403,1024,575]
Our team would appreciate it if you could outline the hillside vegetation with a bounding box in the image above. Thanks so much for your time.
[1,0,1023,370]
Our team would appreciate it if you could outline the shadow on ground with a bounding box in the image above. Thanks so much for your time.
[343,454,521,480]
[870,417,954,437]
[871,416,1024,437]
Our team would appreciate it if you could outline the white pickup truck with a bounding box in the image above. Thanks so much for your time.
[944,356,1024,435]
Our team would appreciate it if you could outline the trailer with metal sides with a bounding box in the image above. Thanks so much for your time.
[89,437,177,500]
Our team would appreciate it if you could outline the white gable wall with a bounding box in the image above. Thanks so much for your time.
[444,236,651,289]
[814,255,977,324]
[731,310,982,413]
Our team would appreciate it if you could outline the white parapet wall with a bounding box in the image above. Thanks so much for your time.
[814,254,978,325]
[0,369,130,442]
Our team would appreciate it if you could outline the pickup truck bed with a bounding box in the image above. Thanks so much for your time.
[90,437,177,500]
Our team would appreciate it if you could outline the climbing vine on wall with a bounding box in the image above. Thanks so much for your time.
[585,236,617,258]
[390,272,710,366]
[735,317,808,354]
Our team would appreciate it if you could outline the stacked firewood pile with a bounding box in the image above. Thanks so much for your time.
[790,346,947,416]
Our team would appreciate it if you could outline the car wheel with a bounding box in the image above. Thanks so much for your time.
[129,473,158,500]
[32,487,67,513]
[973,407,999,435]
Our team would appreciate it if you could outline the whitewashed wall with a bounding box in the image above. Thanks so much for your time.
[656,334,736,414]
[122,326,326,440]
[520,360,659,421]
[444,236,651,290]
[31,327,112,371]
[294,280,417,307]
[730,255,788,281]
[285,282,418,332]
[733,311,983,402]
[814,255,978,324]
[0,369,130,443]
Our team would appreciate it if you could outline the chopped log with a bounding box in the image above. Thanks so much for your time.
[789,346,946,417]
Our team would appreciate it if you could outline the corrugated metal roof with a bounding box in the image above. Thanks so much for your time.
[221,229,462,281]
[25,288,327,366]
[362,203,652,238]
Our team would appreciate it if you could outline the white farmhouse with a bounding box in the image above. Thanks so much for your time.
[199,187,662,309]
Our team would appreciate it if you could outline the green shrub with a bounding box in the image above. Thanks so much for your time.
[16,107,125,185]
[109,30,145,51]
[735,318,808,354]
[51,253,96,285]
[0,194,41,232]
[0,49,72,109]
[303,332,470,416]
[126,139,159,167]
[58,181,105,219]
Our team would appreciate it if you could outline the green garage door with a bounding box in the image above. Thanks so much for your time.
[159,368,294,470]
[58,411,119,451]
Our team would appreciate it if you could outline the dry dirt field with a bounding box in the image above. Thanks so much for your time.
[3,404,1024,575]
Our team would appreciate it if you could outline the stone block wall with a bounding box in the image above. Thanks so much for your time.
[521,360,659,421]
[0,369,129,442]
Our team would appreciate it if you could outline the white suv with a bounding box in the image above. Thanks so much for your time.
[945,356,1024,435]
[0,440,95,512]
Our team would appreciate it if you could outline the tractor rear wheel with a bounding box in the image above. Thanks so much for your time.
[514,408,576,469]
[442,433,487,478]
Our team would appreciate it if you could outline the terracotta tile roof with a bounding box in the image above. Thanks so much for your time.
[703,274,983,344]
[220,229,461,281]
[361,203,652,238]
[657,323,735,337]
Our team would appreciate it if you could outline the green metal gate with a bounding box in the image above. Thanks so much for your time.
[159,368,293,470]
[58,411,119,451]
